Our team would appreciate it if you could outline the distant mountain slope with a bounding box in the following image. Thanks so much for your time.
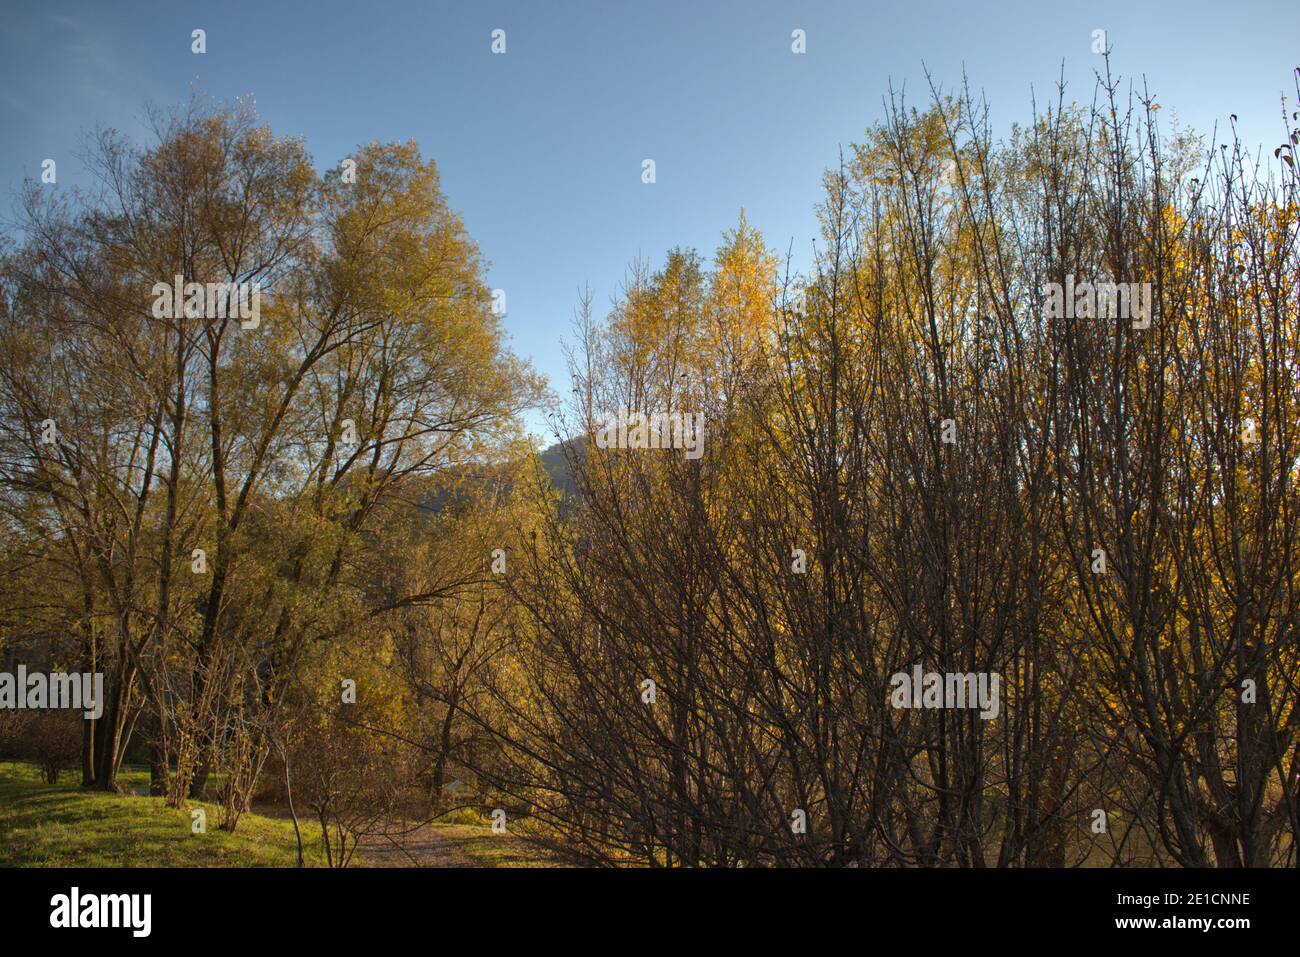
[539,437,583,498]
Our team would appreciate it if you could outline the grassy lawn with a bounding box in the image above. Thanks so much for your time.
[0,761,561,867]
[0,761,327,867]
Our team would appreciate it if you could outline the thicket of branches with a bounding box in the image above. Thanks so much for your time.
[482,67,1300,867]
[1,66,1297,867]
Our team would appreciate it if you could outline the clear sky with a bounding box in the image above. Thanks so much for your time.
[2,0,1295,439]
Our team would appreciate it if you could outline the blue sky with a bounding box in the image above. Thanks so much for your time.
[2,0,1295,440]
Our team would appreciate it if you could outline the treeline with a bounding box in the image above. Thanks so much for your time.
[0,101,541,859]
[1,67,1298,867]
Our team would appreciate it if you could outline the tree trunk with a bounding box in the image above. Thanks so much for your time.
[430,701,456,810]
[80,715,96,787]
[91,668,134,792]
[148,718,169,797]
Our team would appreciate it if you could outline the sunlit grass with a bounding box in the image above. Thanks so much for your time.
[0,761,563,867]
[0,761,326,867]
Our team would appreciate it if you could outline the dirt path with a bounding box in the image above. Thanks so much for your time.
[225,794,567,867]
[358,821,563,867]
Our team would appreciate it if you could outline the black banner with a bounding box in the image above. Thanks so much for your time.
[0,866,1283,944]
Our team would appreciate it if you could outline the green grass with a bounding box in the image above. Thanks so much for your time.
[113,764,227,798]
[0,761,326,867]
[0,761,564,867]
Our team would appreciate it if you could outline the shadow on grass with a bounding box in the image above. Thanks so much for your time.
[0,761,325,867]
